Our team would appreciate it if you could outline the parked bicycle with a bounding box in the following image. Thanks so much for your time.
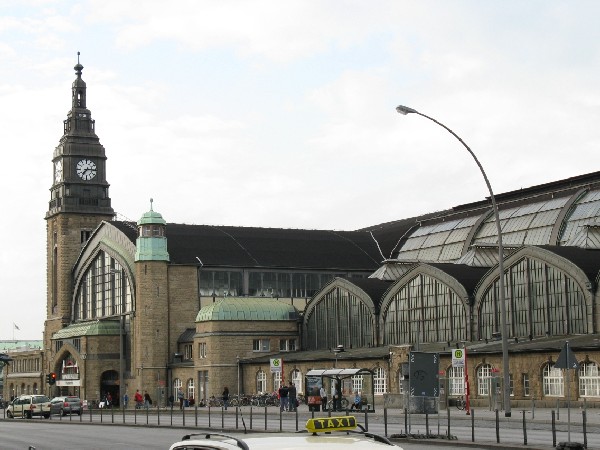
[454,396,467,410]
[327,396,349,411]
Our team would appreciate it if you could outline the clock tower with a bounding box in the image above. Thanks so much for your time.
[45,55,115,354]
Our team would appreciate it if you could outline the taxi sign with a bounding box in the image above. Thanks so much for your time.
[305,415,357,433]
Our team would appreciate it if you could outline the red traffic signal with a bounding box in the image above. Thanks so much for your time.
[49,372,57,385]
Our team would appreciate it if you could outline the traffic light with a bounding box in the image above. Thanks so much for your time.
[46,374,51,383]
[49,372,57,385]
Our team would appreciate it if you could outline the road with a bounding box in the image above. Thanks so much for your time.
[1,405,596,449]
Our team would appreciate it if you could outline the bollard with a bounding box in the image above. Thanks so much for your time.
[170,404,173,426]
[522,410,527,446]
[111,404,114,423]
[279,406,282,431]
[295,408,298,432]
[122,405,125,424]
[364,407,368,432]
[183,403,186,427]
[236,406,239,429]
[146,403,149,425]
[556,399,560,421]
[195,403,198,427]
[157,403,160,426]
[532,397,535,419]
[264,406,267,431]
[583,410,587,449]
[250,406,253,429]
[208,405,211,428]
[425,412,429,437]
[384,408,388,437]
[134,404,137,424]
[471,409,475,442]
[221,405,224,429]
[495,409,500,444]
[446,407,450,439]
[552,410,556,447]
[100,404,103,423]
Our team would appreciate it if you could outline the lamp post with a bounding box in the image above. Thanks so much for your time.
[396,105,511,417]
[333,344,345,369]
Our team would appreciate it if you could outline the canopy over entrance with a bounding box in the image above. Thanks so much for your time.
[305,368,375,412]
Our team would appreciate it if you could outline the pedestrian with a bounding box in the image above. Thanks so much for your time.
[278,383,289,412]
[288,381,297,412]
[222,386,229,410]
[168,394,174,408]
[333,380,342,411]
[319,385,327,411]
[134,389,143,409]
[144,391,152,409]
[106,392,112,408]
[177,388,184,409]
[350,391,362,410]
[123,392,129,409]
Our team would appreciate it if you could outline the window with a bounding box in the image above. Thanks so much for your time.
[273,371,282,390]
[54,340,63,353]
[523,374,530,397]
[477,364,493,396]
[279,339,296,352]
[187,378,195,401]
[184,344,193,360]
[256,370,267,394]
[579,362,600,397]
[352,375,364,394]
[198,342,207,359]
[173,378,182,396]
[291,369,302,393]
[448,366,465,396]
[253,339,270,352]
[397,371,405,394]
[374,367,387,394]
[543,364,564,396]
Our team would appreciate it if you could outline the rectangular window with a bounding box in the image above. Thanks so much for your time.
[523,374,530,397]
[253,339,270,352]
[184,344,193,360]
[279,339,296,352]
[198,342,207,359]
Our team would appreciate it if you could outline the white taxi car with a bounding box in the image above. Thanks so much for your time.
[169,416,400,449]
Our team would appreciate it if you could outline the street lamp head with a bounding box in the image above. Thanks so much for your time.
[396,105,417,115]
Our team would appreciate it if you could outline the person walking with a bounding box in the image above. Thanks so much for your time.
[134,389,143,409]
[288,381,297,412]
[222,386,229,410]
[278,383,289,412]
[122,392,129,409]
[319,385,328,412]
[143,391,152,409]
[177,388,184,409]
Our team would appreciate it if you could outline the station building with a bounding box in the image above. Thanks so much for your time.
[3,60,600,409]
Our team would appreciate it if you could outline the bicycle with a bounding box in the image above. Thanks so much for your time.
[327,396,349,411]
[454,396,467,410]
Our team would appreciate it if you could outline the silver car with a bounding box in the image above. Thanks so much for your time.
[50,396,82,416]
[6,395,51,419]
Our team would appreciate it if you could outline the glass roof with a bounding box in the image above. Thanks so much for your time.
[561,188,600,243]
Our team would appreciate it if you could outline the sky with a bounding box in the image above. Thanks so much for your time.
[1,0,599,341]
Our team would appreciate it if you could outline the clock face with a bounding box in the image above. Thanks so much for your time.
[54,160,63,183]
[76,159,97,181]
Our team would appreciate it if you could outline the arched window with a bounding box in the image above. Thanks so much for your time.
[373,367,387,395]
[73,252,133,321]
[291,369,302,393]
[579,362,600,397]
[479,257,588,340]
[256,370,267,394]
[477,364,493,396]
[352,375,364,394]
[383,274,467,345]
[543,364,564,396]
[273,371,282,391]
[173,378,182,397]
[448,366,465,396]
[305,286,374,350]
[187,378,195,401]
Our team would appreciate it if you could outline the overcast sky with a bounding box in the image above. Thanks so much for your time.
[1,0,599,341]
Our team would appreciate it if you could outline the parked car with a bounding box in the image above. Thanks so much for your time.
[50,396,82,416]
[6,395,51,419]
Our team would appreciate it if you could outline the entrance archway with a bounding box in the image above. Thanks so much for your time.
[100,370,120,407]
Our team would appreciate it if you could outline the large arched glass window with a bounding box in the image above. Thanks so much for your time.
[448,366,465,396]
[305,286,374,350]
[173,378,182,396]
[477,364,492,396]
[74,251,133,321]
[273,371,282,391]
[256,370,267,394]
[479,257,588,340]
[383,274,467,345]
[374,367,387,395]
[579,362,600,397]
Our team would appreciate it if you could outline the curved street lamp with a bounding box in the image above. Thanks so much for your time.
[396,105,511,417]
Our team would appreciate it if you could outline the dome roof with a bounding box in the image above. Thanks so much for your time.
[196,298,299,322]
[137,198,166,226]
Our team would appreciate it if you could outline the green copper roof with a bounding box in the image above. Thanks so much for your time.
[52,321,120,339]
[137,199,166,226]
[196,298,299,322]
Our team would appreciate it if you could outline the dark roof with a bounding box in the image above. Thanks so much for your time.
[240,345,391,365]
[111,222,383,270]
[539,245,600,282]
[338,277,392,314]
[429,263,491,297]
[177,328,196,343]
